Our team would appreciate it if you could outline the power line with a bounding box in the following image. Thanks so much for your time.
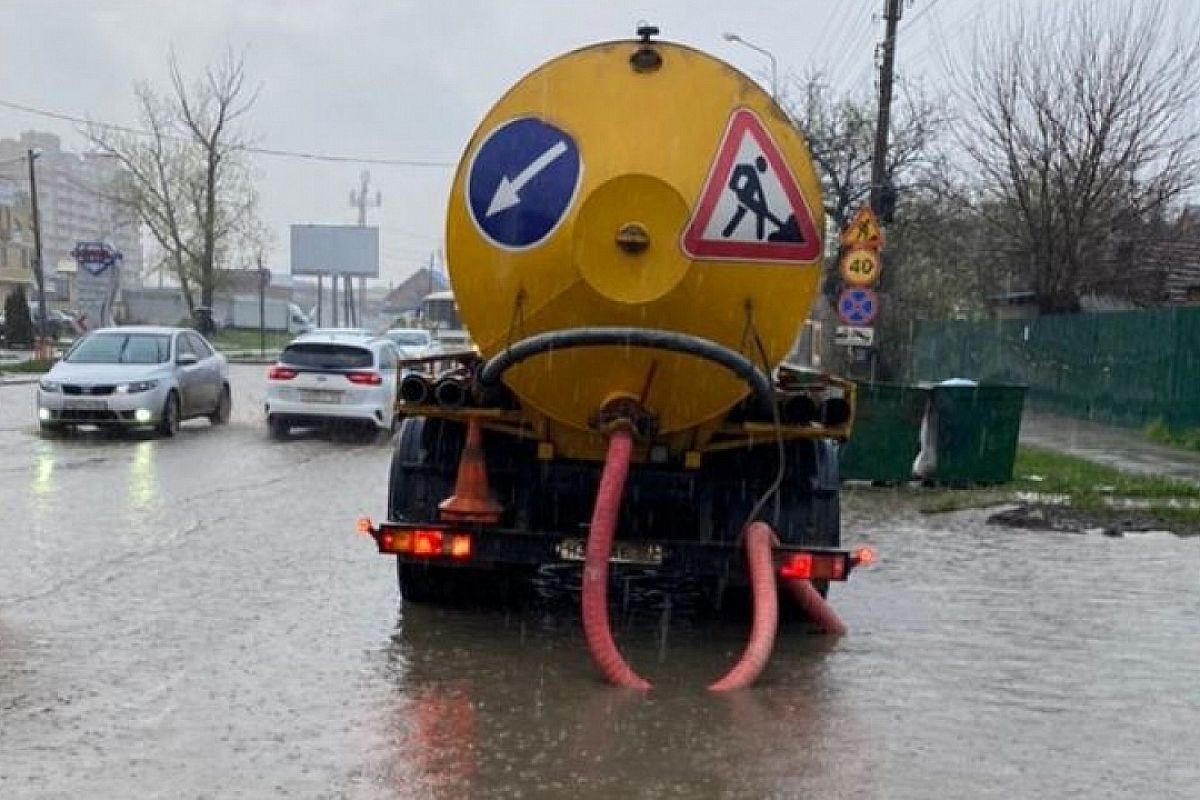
[829,7,881,95]
[904,0,949,31]
[815,0,869,72]
[902,0,987,81]
[0,98,456,168]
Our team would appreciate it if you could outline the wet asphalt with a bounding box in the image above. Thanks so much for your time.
[1,365,1198,799]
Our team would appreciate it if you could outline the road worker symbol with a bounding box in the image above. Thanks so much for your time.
[723,156,803,243]
[681,108,821,262]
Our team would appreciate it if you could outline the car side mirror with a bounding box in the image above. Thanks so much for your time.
[177,353,199,366]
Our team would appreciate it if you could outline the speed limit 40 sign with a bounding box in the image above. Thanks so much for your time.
[839,246,881,287]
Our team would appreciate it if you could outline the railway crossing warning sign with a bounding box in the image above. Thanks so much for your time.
[466,117,582,251]
[681,108,821,263]
[837,287,879,326]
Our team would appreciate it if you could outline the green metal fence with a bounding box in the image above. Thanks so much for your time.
[913,308,1200,430]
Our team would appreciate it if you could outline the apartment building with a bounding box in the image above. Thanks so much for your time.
[0,179,35,300]
[0,131,143,294]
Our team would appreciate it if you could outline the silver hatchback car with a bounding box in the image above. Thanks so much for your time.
[36,326,230,436]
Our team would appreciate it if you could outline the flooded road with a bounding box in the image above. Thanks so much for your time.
[2,366,1198,798]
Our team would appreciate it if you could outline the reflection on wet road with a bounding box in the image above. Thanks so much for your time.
[2,366,1198,798]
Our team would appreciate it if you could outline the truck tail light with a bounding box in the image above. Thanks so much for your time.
[380,531,411,553]
[779,552,847,581]
[412,530,443,556]
[779,553,812,579]
[268,366,297,380]
[346,371,383,386]
[449,534,472,560]
[371,526,474,561]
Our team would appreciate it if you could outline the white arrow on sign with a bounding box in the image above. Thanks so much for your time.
[486,140,569,217]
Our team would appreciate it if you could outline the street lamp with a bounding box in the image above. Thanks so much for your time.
[723,32,778,101]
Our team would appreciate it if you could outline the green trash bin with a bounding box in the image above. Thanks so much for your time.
[931,384,1028,484]
[840,383,928,483]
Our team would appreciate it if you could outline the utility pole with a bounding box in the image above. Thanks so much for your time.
[27,149,48,346]
[257,253,266,358]
[869,0,903,217]
[350,170,381,328]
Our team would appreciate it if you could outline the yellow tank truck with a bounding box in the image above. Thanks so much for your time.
[359,27,873,688]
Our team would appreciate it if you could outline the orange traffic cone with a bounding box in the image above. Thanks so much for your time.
[439,415,503,524]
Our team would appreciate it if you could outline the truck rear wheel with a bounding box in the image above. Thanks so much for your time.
[389,417,537,605]
[388,416,461,522]
[390,417,465,603]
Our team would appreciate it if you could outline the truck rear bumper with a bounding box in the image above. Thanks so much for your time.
[358,520,867,582]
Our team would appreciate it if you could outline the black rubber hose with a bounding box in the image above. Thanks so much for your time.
[478,327,774,414]
[434,377,468,408]
[779,393,818,425]
[399,373,432,404]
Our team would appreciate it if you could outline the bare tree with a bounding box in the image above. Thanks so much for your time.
[782,73,945,232]
[958,0,1200,313]
[874,168,991,378]
[90,50,260,314]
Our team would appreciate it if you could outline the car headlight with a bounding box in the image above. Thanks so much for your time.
[116,380,159,394]
[38,379,61,393]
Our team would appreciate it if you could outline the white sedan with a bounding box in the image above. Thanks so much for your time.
[264,332,400,438]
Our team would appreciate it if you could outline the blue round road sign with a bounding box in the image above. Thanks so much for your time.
[837,287,879,325]
[466,117,582,250]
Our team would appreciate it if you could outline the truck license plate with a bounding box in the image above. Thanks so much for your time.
[557,538,663,565]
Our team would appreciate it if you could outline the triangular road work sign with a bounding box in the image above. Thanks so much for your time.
[681,108,822,263]
[841,205,885,250]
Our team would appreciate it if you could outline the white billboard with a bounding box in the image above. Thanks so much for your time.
[290,224,379,277]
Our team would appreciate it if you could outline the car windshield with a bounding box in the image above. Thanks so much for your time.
[65,333,171,364]
[388,331,430,346]
[281,342,373,369]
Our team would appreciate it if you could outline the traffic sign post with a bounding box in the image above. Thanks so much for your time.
[840,206,885,250]
[680,108,821,263]
[835,325,875,347]
[839,246,881,287]
[258,264,271,357]
[837,287,879,326]
[835,206,885,356]
[466,117,582,251]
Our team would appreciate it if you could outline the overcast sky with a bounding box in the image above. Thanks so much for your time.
[1,0,1194,285]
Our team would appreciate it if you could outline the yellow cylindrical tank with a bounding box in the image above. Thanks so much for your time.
[446,36,825,449]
